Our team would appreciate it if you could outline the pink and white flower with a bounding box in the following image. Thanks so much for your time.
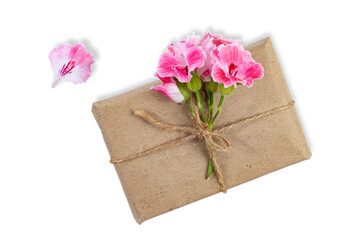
[151,74,184,103]
[49,43,94,88]
[157,34,206,83]
[211,44,264,88]
[196,32,241,82]
[196,33,217,82]
[202,32,241,47]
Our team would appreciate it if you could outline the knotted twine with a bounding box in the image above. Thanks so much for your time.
[110,100,295,193]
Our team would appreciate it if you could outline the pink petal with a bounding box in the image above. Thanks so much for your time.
[198,69,212,82]
[69,44,94,67]
[235,61,264,87]
[155,73,175,84]
[172,34,202,66]
[151,83,184,103]
[173,67,189,83]
[167,43,175,54]
[157,52,188,82]
[210,47,221,66]
[184,34,201,48]
[173,41,187,62]
[49,43,94,88]
[184,46,206,73]
[197,34,216,80]
[157,52,179,77]
[216,44,248,68]
[204,32,241,46]
[200,32,211,43]
[225,71,245,87]
[212,63,234,87]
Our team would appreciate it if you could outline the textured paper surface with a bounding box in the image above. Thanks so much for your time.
[92,37,311,224]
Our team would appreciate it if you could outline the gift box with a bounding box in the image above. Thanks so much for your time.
[92,37,311,224]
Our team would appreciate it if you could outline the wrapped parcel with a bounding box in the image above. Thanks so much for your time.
[92,38,311,224]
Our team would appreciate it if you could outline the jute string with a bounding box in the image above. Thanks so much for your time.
[110,100,295,193]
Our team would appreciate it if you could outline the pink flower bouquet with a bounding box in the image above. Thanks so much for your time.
[152,32,264,178]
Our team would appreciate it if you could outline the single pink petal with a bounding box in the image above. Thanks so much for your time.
[243,79,254,87]
[49,43,94,88]
[212,63,234,87]
[157,52,189,82]
[173,67,189,83]
[216,44,248,68]
[155,73,175,84]
[184,34,201,48]
[173,41,187,62]
[200,32,211,43]
[200,34,216,57]
[235,61,264,87]
[184,46,206,73]
[157,52,179,77]
[151,83,184,103]
[225,71,245,87]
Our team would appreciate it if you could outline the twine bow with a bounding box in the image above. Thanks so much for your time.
[110,100,295,193]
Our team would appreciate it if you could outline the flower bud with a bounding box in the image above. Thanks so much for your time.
[186,72,202,92]
[220,84,235,95]
[176,81,190,101]
[205,79,219,92]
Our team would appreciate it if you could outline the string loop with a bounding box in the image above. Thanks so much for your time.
[110,101,295,193]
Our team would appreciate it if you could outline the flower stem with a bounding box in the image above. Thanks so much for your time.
[210,95,225,128]
[206,157,213,179]
[206,92,215,178]
[207,90,211,114]
[195,91,208,125]
[185,100,196,118]
[208,91,214,122]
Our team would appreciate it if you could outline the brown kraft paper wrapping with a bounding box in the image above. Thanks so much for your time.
[92,37,311,224]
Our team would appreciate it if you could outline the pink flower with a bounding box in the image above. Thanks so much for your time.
[202,32,241,47]
[196,33,217,82]
[196,32,241,82]
[157,34,206,83]
[151,74,184,103]
[211,44,264,88]
[49,43,94,88]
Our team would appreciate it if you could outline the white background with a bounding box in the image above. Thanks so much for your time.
[1,0,359,239]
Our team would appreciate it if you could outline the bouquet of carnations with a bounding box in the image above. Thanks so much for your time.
[151,32,264,181]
